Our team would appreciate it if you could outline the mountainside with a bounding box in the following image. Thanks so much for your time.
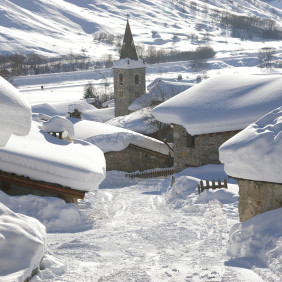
[1,0,282,59]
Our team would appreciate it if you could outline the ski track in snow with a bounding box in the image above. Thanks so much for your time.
[33,177,265,282]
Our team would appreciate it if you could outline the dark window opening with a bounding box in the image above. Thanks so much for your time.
[186,133,195,148]
[119,73,123,85]
[135,74,139,85]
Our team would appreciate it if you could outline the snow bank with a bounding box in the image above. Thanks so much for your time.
[72,119,170,155]
[32,100,95,117]
[129,79,193,111]
[0,190,92,233]
[219,106,282,183]
[113,58,145,69]
[152,74,282,135]
[42,115,75,139]
[81,107,115,122]
[0,121,106,192]
[228,208,282,279]
[0,76,31,146]
[106,107,159,134]
[0,202,46,282]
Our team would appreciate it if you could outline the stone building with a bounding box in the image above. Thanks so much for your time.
[219,106,282,221]
[113,20,146,117]
[152,74,282,172]
[173,124,239,172]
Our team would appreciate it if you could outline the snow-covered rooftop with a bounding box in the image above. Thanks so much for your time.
[219,106,282,184]
[106,107,158,135]
[152,74,282,135]
[81,107,115,123]
[0,76,31,146]
[112,58,145,69]
[0,121,106,192]
[129,79,194,111]
[71,119,170,155]
[42,116,75,139]
[32,100,95,117]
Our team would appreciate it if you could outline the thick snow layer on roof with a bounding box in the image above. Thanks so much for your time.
[42,116,75,139]
[106,107,158,134]
[0,202,46,282]
[112,58,145,69]
[0,121,106,192]
[129,79,194,111]
[0,76,31,146]
[219,107,282,183]
[152,74,282,135]
[228,208,282,278]
[81,107,115,123]
[71,119,170,155]
[102,99,115,108]
[32,100,95,116]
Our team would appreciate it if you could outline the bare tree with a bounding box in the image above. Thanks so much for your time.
[258,47,276,69]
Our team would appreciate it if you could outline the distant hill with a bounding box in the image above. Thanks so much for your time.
[0,0,282,59]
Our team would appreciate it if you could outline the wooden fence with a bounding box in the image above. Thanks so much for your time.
[126,168,174,179]
[197,178,228,194]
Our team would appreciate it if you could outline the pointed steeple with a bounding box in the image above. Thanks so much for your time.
[120,20,138,60]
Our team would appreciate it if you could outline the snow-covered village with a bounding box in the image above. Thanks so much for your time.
[0,1,282,281]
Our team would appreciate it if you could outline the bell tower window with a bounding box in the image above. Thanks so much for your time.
[119,73,123,86]
[135,74,139,85]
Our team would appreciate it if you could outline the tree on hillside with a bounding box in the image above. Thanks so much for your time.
[258,47,276,69]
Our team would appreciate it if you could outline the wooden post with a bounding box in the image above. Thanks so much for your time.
[197,184,201,194]
[200,180,204,192]
[224,178,228,188]
[212,179,216,189]
[206,180,209,189]
[218,179,221,188]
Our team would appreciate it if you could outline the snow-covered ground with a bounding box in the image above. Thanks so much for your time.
[0,166,277,281]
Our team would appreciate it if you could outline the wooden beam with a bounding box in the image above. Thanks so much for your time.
[0,171,85,199]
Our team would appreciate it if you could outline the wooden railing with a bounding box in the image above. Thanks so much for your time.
[126,168,174,179]
[197,178,228,194]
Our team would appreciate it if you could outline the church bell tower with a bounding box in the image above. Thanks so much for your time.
[113,20,146,117]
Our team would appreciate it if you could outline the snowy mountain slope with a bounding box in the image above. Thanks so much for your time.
[1,0,282,57]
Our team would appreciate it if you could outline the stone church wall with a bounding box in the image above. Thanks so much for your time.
[113,67,146,117]
[105,144,172,172]
[237,178,282,222]
[173,125,239,172]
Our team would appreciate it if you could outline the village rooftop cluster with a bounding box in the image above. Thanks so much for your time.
[0,3,282,281]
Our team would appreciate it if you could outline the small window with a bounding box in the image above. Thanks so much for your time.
[135,74,139,85]
[119,73,123,86]
[135,91,139,98]
[186,133,195,148]
[118,91,124,98]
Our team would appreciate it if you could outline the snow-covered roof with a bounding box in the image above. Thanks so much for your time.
[107,107,159,135]
[81,107,115,123]
[112,58,145,69]
[219,107,282,184]
[129,79,194,111]
[0,76,31,146]
[32,100,95,117]
[71,119,170,155]
[0,121,106,192]
[42,116,75,139]
[0,202,46,281]
[152,74,282,135]
[102,99,115,108]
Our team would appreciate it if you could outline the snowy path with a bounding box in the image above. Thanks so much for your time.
[36,177,264,281]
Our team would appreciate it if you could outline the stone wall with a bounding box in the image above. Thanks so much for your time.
[105,144,172,172]
[173,125,239,172]
[113,67,146,117]
[237,178,282,222]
